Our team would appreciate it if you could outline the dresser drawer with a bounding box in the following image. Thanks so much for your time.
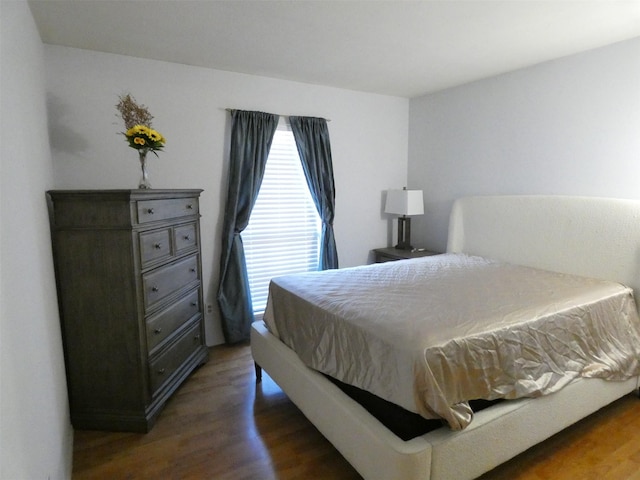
[137,197,199,224]
[143,255,200,311]
[146,290,200,353]
[139,228,172,266]
[149,321,202,394]
[174,223,198,254]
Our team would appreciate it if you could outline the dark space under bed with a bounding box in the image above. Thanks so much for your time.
[326,375,502,440]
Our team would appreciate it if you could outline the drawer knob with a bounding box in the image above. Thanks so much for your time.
[154,243,162,249]
[157,368,166,375]
[190,268,196,273]
[190,302,197,307]
[154,328,162,335]
[194,334,201,342]
[147,208,154,214]
[183,235,191,241]
[186,204,193,210]
[152,286,159,292]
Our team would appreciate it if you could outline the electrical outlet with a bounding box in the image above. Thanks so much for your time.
[206,304,213,313]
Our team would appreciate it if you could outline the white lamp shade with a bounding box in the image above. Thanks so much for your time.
[384,189,424,216]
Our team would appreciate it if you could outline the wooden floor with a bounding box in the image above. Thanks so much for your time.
[72,344,640,480]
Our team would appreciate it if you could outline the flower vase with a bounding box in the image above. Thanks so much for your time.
[138,150,151,189]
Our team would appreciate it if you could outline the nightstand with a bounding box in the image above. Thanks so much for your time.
[373,247,439,263]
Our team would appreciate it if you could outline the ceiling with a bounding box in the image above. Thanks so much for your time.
[28,0,640,98]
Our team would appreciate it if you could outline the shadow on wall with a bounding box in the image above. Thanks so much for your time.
[47,93,89,155]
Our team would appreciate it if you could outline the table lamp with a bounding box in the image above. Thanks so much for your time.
[384,187,424,250]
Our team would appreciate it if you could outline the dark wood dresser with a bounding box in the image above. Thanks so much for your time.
[47,189,208,432]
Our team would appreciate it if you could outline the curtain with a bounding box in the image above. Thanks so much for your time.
[217,110,279,343]
[289,116,338,270]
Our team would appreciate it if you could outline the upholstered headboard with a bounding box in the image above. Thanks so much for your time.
[447,195,640,309]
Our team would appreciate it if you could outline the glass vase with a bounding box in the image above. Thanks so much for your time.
[138,150,151,189]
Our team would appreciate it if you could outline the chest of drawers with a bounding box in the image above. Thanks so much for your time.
[47,189,208,432]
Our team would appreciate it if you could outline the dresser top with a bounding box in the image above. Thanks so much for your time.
[47,189,204,229]
[47,189,203,200]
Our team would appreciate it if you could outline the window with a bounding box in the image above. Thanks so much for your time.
[242,122,321,318]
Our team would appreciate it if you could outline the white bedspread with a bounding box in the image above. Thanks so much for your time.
[263,254,640,430]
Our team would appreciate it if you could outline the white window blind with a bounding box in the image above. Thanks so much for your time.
[243,123,321,318]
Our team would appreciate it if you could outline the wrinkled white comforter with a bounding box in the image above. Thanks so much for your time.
[263,254,640,430]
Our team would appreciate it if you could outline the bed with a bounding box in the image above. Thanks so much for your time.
[251,195,640,480]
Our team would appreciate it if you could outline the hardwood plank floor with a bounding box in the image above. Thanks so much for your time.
[72,344,640,479]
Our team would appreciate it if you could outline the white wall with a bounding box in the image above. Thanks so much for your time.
[44,45,409,344]
[409,37,640,252]
[0,1,73,479]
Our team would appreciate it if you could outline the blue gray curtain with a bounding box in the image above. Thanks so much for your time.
[289,116,338,270]
[217,110,279,343]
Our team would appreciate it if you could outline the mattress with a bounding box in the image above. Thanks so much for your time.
[263,253,640,430]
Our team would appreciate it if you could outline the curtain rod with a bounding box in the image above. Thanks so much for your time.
[225,108,330,122]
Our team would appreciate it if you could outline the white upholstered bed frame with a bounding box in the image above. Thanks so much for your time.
[251,195,640,480]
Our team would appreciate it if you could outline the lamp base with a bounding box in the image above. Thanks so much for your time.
[394,216,413,250]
